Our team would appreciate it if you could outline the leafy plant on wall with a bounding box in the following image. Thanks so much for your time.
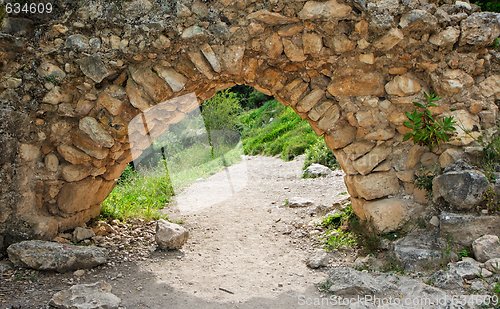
[403,92,456,150]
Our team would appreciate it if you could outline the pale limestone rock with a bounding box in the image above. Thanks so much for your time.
[302,32,323,55]
[385,75,422,96]
[49,281,120,309]
[359,53,375,64]
[429,27,461,47]
[8,241,107,272]
[296,89,324,113]
[373,28,404,51]
[308,100,333,121]
[37,62,66,82]
[324,123,356,149]
[19,144,40,162]
[61,165,91,182]
[479,75,500,98]
[129,65,172,102]
[247,10,299,25]
[154,66,187,93]
[343,141,376,161]
[181,25,205,39]
[188,50,214,79]
[327,72,385,96]
[45,153,59,172]
[317,105,341,131]
[363,198,409,233]
[57,145,91,165]
[97,93,123,116]
[79,117,114,148]
[346,172,400,200]
[264,33,284,59]
[473,235,500,262]
[298,0,352,20]
[352,145,391,176]
[58,178,103,214]
[155,220,189,250]
[282,38,306,62]
[200,44,222,73]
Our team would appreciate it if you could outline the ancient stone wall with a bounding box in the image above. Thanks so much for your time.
[0,0,498,249]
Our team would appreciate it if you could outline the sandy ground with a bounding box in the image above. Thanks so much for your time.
[1,156,351,309]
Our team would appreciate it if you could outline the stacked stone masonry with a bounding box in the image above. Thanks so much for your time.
[0,0,499,248]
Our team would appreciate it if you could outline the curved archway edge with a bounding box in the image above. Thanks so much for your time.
[0,0,499,246]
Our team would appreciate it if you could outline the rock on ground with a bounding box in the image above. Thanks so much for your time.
[73,227,95,242]
[306,250,329,269]
[49,281,121,309]
[394,230,443,271]
[438,212,500,246]
[303,163,332,178]
[155,219,189,250]
[472,235,500,262]
[287,197,313,208]
[324,266,452,307]
[7,240,108,272]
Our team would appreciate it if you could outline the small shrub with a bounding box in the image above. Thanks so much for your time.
[403,93,456,150]
[321,205,357,251]
[458,248,471,258]
[304,139,338,170]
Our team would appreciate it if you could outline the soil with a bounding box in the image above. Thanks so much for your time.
[0,156,353,309]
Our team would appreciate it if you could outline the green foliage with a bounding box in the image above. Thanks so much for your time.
[494,282,500,298]
[494,37,500,50]
[458,248,471,258]
[202,89,243,147]
[474,0,500,12]
[415,167,439,194]
[403,93,456,150]
[304,139,338,170]
[321,205,357,251]
[240,100,323,161]
[100,166,173,221]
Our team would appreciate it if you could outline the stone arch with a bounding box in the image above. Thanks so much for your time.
[0,0,499,247]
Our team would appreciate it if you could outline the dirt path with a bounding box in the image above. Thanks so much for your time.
[1,156,350,309]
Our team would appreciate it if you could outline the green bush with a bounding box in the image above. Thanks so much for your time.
[474,0,500,12]
[403,93,456,150]
[304,139,338,170]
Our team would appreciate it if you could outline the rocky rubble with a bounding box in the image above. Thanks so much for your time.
[49,281,121,309]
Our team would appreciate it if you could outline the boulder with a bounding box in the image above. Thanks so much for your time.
[439,212,500,246]
[155,220,189,250]
[394,231,443,271]
[7,240,108,272]
[303,163,332,178]
[472,235,500,262]
[49,281,121,309]
[79,55,110,83]
[432,168,489,210]
[484,258,500,273]
[324,266,449,306]
[448,257,482,280]
[429,269,463,290]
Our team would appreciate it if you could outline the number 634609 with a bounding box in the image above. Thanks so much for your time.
[5,2,53,14]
